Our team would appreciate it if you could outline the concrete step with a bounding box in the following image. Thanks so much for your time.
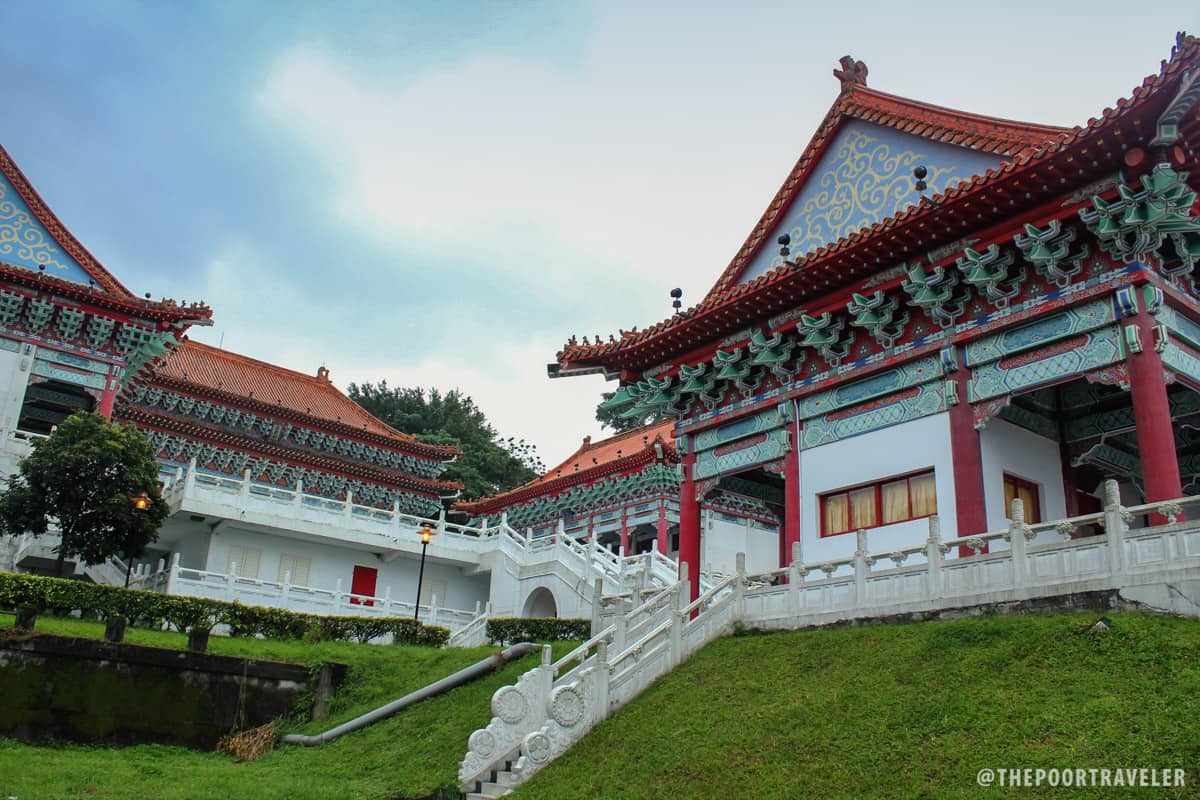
[467,781,511,799]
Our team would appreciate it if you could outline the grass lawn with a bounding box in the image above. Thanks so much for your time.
[0,613,575,800]
[517,613,1200,800]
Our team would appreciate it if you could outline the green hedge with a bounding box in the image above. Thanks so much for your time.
[486,617,591,645]
[0,571,449,647]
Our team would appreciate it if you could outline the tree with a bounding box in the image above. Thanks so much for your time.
[595,390,657,434]
[0,411,169,577]
[347,382,544,500]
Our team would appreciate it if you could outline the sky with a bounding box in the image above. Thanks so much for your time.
[1,0,1197,469]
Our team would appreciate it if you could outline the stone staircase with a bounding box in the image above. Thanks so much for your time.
[464,750,520,799]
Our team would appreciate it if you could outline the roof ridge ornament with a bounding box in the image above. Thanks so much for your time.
[833,55,868,92]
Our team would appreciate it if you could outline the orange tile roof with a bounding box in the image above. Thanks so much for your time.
[154,340,457,458]
[537,419,676,482]
[457,420,676,514]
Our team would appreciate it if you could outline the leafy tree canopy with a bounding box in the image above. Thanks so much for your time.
[0,411,169,576]
[347,382,544,501]
[595,391,657,434]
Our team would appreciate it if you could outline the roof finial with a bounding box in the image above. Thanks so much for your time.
[316,365,330,381]
[834,55,868,91]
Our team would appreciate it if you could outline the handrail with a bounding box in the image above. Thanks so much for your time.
[682,576,735,617]
[609,619,673,669]
[552,625,615,674]
[626,581,679,619]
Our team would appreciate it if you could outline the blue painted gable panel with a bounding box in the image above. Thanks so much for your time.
[0,172,96,285]
[737,120,1004,284]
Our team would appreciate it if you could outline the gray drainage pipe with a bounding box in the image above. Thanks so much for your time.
[281,642,539,746]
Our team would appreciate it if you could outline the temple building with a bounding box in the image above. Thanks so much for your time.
[111,340,481,609]
[0,143,636,632]
[551,35,1200,599]
[457,420,783,579]
[0,144,212,573]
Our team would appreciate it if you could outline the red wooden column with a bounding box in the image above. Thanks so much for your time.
[655,499,669,554]
[97,377,119,420]
[781,418,801,566]
[1127,299,1182,510]
[948,347,988,538]
[619,506,630,555]
[678,451,702,600]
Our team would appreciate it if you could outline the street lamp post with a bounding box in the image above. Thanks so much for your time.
[126,491,152,587]
[413,521,435,620]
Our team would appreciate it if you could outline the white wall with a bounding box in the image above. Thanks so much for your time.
[980,418,1067,543]
[201,525,489,613]
[702,511,778,575]
[798,412,957,564]
[0,341,31,479]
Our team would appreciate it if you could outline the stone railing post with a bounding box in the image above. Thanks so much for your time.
[788,541,802,615]
[733,552,746,622]
[538,643,555,702]
[383,586,394,615]
[226,562,238,601]
[166,553,181,594]
[670,563,688,666]
[184,458,197,495]
[1102,479,1126,577]
[590,577,604,636]
[437,508,447,536]
[555,519,566,546]
[853,529,868,609]
[613,598,628,653]
[334,577,344,610]
[925,516,943,601]
[239,470,251,505]
[1007,498,1030,590]
[294,480,304,509]
[500,512,508,531]
[594,639,611,723]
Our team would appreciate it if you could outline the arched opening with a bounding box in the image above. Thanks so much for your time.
[521,587,558,618]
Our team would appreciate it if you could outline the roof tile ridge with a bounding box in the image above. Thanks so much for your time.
[175,341,426,445]
[457,445,663,513]
[845,84,1069,140]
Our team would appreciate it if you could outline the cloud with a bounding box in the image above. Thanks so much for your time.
[237,2,1193,467]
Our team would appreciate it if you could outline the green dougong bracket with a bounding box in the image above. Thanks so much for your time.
[796,312,852,367]
[1078,164,1200,278]
[956,245,1026,309]
[1013,219,1090,288]
[901,261,968,328]
[846,291,909,348]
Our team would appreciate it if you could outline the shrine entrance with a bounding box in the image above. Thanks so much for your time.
[696,465,785,578]
[977,372,1199,528]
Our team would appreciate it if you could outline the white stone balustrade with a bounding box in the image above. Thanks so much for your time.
[462,481,1200,795]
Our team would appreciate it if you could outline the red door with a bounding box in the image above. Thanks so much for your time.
[350,565,377,606]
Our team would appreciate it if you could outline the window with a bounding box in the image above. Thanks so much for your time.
[277,553,312,587]
[1003,474,1041,523]
[820,470,937,536]
[225,545,261,578]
